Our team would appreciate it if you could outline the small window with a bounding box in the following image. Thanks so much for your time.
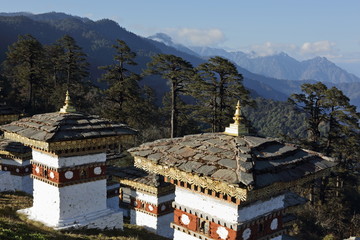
[258,223,264,232]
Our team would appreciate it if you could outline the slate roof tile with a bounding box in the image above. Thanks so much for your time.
[129,132,337,190]
[212,169,239,184]
[0,112,137,142]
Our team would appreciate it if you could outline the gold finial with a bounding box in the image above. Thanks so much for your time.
[233,100,242,124]
[59,90,76,113]
[224,100,249,136]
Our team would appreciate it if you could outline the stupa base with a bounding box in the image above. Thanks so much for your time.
[18,207,123,230]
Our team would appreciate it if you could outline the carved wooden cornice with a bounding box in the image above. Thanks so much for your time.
[4,132,134,155]
[134,156,248,201]
[0,150,31,161]
[115,177,175,196]
[135,156,335,203]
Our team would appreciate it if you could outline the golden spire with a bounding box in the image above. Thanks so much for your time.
[59,90,76,113]
[224,100,249,136]
[233,100,243,124]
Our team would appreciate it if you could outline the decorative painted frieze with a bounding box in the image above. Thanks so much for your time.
[129,197,173,216]
[0,163,31,176]
[31,161,106,187]
[172,208,285,240]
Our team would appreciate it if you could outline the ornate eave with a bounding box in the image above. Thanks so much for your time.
[4,131,135,155]
[134,155,335,203]
[134,156,249,201]
[0,150,32,161]
[114,177,175,196]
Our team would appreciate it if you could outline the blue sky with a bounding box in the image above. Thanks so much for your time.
[2,0,360,75]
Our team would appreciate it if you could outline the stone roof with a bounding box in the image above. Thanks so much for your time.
[0,139,32,160]
[129,133,337,191]
[108,166,171,188]
[0,112,137,143]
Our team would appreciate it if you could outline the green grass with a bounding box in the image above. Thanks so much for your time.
[0,192,169,240]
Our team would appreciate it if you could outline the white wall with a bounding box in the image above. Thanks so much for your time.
[0,171,32,194]
[31,179,61,226]
[157,213,174,239]
[107,196,119,209]
[59,179,107,219]
[131,189,175,205]
[130,209,173,238]
[175,187,288,224]
[0,171,16,192]
[32,150,106,168]
[174,229,200,240]
[175,187,239,223]
[0,159,31,166]
[130,209,157,230]
[238,194,285,222]
[20,175,33,194]
[31,178,107,225]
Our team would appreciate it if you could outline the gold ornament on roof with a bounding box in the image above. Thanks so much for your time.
[59,90,76,113]
[224,100,249,136]
[233,100,243,124]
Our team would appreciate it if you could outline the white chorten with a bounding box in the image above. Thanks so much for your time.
[0,139,32,194]
[129,102,338,240]
[109,166,175,239]
[0,92,136,230]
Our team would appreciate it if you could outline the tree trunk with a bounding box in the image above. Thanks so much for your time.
[218,78,225,132]
[171,82,177,138]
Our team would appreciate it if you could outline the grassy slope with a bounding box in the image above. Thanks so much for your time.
[0,192,169,240]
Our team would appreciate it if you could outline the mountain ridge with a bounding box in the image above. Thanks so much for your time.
[189,46,360,84]
[0,13,359,109]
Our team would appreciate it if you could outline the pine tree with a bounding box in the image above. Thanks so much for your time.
[57,35,89,87]
[289,82,359,160]
[2,34,45,113]
[322,87,360,161]
[50,35,91,111]
[289,82,328,150]
[98,39,145,126]
[144,54,194,138]
[191,56,252,132]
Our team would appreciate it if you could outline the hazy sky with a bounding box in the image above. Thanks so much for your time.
[2,0,360,75]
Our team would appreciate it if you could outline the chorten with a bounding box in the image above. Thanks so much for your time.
[0,139,32,193]
[0,92,137,230]
[109,166,175,238]
[129,102,338,240]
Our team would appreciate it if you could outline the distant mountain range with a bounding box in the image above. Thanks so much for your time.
[150,32,360,84]
[0,12,359,109]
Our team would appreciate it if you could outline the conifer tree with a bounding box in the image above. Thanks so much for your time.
[98,40,143,125]
[2,34,45,113]
[144,54,194,138]
[322,87,360,160]
[289,82,328,150]
[57,35,89,87]
[48,35,91,111]
[289,82,359,160]
[191,56,252,132]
